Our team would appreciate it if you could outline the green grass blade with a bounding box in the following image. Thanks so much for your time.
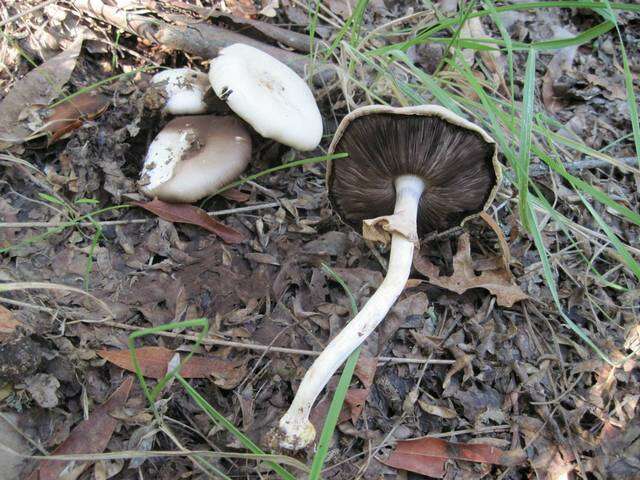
[307,0,321,79]
[370,3,632,55]
[517,49,537,232]
[127,319,300,480]
[386,51,459,112]
[349,0,370,47]
[127,318,210,406]
[82,213,102,291]
[48,67,153,108]
[483,0,516,107]
[530,20,614,50]
[600,1,640,167]
[175,375,301,480]
[536,146,640,226]
[308,264,360,480]
[525,201,614,365]
[578,194,640,279]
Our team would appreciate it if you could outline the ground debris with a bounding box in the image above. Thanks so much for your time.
[1,1,638,478]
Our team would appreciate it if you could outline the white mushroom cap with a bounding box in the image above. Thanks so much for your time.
[139,115,251,203]
[208,43,323,151]
[152,68,211,115]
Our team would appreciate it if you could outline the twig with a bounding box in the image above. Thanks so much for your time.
[68,0,334,82]
[0,202,280,229]
[0,0,58,27]
[0,282,113,319]
[165,1,313,53]
[101,320,454,366]
[0,298,452,368]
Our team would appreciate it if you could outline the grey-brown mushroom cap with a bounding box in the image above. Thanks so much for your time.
[139,115,251,203]
[326,105,501,237]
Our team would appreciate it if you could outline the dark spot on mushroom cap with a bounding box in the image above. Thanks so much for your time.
[328,113,497,236]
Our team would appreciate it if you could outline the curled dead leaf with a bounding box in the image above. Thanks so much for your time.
[43,92,110,145]
[0,38,83,146]
[27,377,133,480]
[418,399,457,419]
[479,211,511,271]
[343,388,369,423]
[541,27,578,113]
[225,0,258,18]
[211,360,248,390]
[219,188,250,202]
[98,347,241,379]
[459,17,506,92]
[381,437,527,478]
[133,198,245,244]
[414,233,527,307]
[0,305,20,342]
[354,355,378,390]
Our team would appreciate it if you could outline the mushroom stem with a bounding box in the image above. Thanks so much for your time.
[278,175,425,450]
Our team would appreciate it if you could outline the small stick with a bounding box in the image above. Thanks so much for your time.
[168,1,313,53]
[528,156,638,177]
[101,320,454,366]
[69,0,334,82]
[0,202,280,229]
[0,297,452,367]
[0,0,58,27]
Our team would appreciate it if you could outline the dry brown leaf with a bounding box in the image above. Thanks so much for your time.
[340,355,378,423]
[414,233,527,307]
[418,399,457,419]
[27,377,133,480]
[541,27,578,113]
[211,360,248,390]
[219,188,250,203]
[245,252,280,265]
[459,17,505,90]
[442,353,473,390]
[480,211,511,271]
[382,437,527,478]
[354,355,377,390]
[313,356,378,427]
[98,347,241,379]
[0,38,83,146]
[584,73,627,101]
[0,306,20,341]
[326,0,355,19]
[133,199,245,244]
[343,388,369,423]
[43,92,110,144]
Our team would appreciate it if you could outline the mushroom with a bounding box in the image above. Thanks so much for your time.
[208,43,323,151]
[152,68,212,115]
[139,115,251,203]
[277,105,501,449]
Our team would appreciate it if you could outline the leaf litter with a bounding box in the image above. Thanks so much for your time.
[0,38,82,146]
[414,233,528,308]
[0,1,638,479]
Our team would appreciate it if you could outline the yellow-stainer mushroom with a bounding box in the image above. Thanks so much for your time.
[139,115,251,203]
[151,68,212,115]
[277,105,502,450]
[208,43,323,151]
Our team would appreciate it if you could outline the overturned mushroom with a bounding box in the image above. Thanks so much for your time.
[278,105,501,449]
[209,43,322,151]
[152,68,211,115]
[139,115,251,203]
